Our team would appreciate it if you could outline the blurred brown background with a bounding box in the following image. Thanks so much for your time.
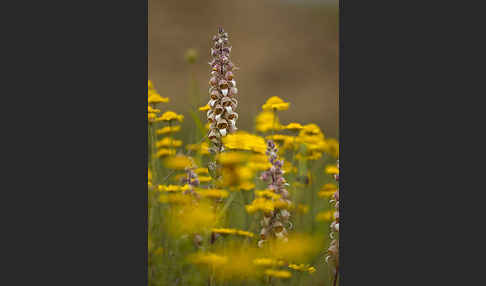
[149,0,339,138]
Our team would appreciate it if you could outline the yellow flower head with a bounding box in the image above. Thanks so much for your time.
[189,252,228,267]
[148,105,160,114]
[262,96,290,111]
[212,228,255,238]
[318,183,338,198]
[156,148,176,158]
[253,258,285,267]
[157,184,191,192]
[326,138,339,158]
[316,210,335,222]
[222,132,267,154]
[255,111,282,133]
[158,111,184,122]
[156,125,181,135]
[156,137,183,148]
[148,81,169,104]
[284,122,304,131]
[288,264,316,274]
[199,104,210,111]
[325,165,339,175]
[196,188,228,199]
[163,155,194,170]
[264,269,292,279]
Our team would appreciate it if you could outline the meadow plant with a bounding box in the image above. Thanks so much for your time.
[207,27,239,154]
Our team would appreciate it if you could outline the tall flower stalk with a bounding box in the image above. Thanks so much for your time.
[326,160,340,286]
[258,140,292,247]
[206,27,239,154]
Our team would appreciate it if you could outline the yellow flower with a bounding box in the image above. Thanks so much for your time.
[325,165,339,175]
[283,122,304,131]
[316,210,334,222]
[189,252,228,267]
[157,184,191,192]
[222,132,267,154]
[253,258,285,267]
[163,155,194,170]
[156,148,176,157]
[156,125,181,135]
[156,137,183,148]
[262,96,290,111]
[198,176,212,183]
[264,269,292,279]
[212,228,255,238]
[148,105,160,113]
[300,124,323,136]
[194,168,209,175]
[255,111,282,132]
[236,181,255,191]
[326,138,339,158]
[196,188,228,199]
[185,142,210,155]
[216,151,248,165]
[288,264,316,274]
[157,111,184,122]
[148,80,169,104]
[245,197,275,213]
[318,183,338,198]
[255,189,282,200]
[159,193,192,204]
[199,104,210,111]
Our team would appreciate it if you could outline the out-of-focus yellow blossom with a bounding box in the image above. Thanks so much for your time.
[189,252,228,267]
[222,132,267,154]
[318,183,338,198]
[156,137,183,148]
[296,204,309,214]
[194,168,208,175]
[159,193,192,204]
[212,228,255,238]
[236,181,255,191]
[255,189,282,200]
[283,161,297,173]
[216,151,248,165]
[247,154,272,171]
[148,113,157,122]
[196,188,228,199]
[157,184,191,192]
[221,166,254,188]
[255,111,282,132]
[157,111,184,122]
[163,155,194,170]
[148,105,160,114]
[326,138,339,158]
[284,122,304,131]
[156,148,176,157]
[325,165,339,175]
[148,169,152,182]
[300,123,323,136]
[198,104,210,111]
[288,264,316,274]
[246,197,275,213]
[186,142,210,155]
[198,176,212,183]
[270,234,323,262]
[148,80,169,104]
[264,269,292,279]
[156,125,181,135]
[316,210,334,222]
[262,96,290,111]
[167,203,217,235]
[253,258,285,267]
